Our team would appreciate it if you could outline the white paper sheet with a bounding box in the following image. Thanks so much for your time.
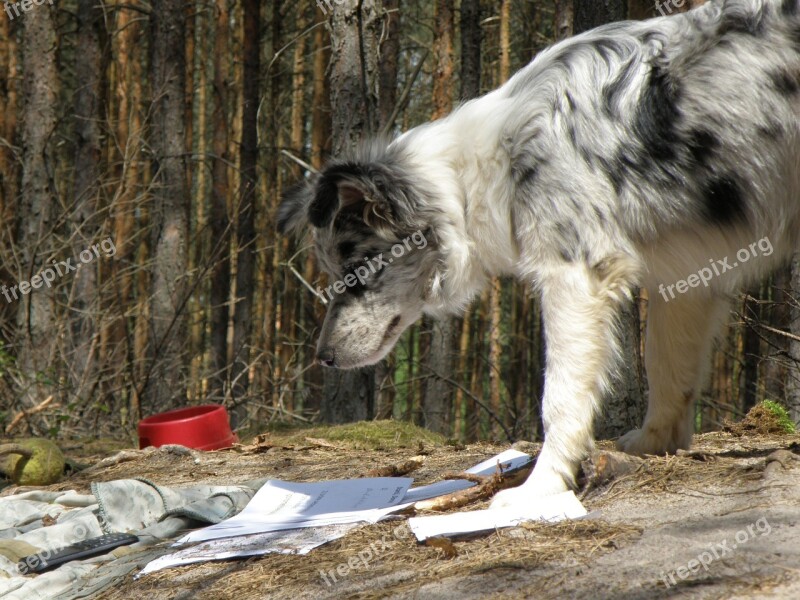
[407,490,587,541]
[176,477,412,545]
[137,523,361,577]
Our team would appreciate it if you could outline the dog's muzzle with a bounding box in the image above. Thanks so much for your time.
[316,347,336,368]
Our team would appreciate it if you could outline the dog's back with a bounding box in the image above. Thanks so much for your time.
[483,0,797,278]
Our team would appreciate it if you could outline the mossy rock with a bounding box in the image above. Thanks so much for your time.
[0,438,65,486]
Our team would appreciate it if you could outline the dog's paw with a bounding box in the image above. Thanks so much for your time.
[490,486,532,510]
[617,427,689,456]
[489,468,569,510]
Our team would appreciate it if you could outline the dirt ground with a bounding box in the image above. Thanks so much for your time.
[5,420,800,600]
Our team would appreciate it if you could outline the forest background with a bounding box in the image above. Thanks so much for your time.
[1,0,797,444]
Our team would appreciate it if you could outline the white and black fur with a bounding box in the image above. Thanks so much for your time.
[279,0,800,506]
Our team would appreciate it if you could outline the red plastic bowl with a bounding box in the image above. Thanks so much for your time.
[138,404,238,451]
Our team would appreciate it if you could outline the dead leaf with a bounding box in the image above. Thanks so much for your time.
[425,537,458,558]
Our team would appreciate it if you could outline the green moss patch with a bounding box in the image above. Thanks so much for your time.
[271,419,447,450]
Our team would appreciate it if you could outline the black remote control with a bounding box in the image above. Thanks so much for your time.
[17,532,139,575]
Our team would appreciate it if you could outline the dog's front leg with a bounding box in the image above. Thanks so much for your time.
[491,261,630,507]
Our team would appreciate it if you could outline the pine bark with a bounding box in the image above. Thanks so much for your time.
[110,5,144,422]
[209,0,232,400]
[460,0,481,101]
[0,15,18,224]
[146,0,189,412]
[0,9,19,350]
[16,0,59,414]
[787,258,800,422]
[70,0,106,407]
[555,0,574,40]
[431,0,454,120]
[627,0,655,19]
[378,0,401,129]
[311,13,332,170]
[230,0,261,419]
[574,0,627,27]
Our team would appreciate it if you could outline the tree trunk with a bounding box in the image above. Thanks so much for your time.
[320,0,384,424]
[329,1,381,149]
[460,0,482,101]
[574,0,627,28]
[311,11,332,170]
[431,0,454,120]
[499,0,511,82]
[0,0,19,362]
[209,0,232,401]
[146,0,189,413]
[487,278,504,438]
[787,257,800,422]
[378,0,400,129]
[555,0,574,40]
[0,14,18,225]
[423,319,454,433]
[69,0,106,408]
[762,270,789,404]
[230,0,261,424]
[741,292,761,412]
[627,0,655,19]
[16,0,59,417]
[110,5,145,423]
[596,298,647,439]
[290,7,309,177]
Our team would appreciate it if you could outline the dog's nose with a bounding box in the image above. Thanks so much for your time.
[316,348,336,367]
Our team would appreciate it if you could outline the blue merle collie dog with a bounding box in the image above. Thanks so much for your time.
[279,0,800,507]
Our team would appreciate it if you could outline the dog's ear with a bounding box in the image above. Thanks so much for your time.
[277,178,317,234]
[308,168,345,228]
[309,163,417,235]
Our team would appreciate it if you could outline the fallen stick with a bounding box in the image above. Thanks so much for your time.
[5,396,58,434]
[414,459,533,512]
[365,455,425,478]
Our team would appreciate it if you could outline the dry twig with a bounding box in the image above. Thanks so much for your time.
[365,455,425,478]
[5,396,58,434]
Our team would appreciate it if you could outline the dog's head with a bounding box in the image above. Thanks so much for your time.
[278,144,446,369]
